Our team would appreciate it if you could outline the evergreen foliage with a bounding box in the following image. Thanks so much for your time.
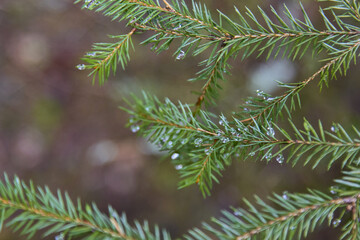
[1,0,360,239]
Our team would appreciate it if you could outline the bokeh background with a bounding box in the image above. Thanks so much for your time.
[1,0,360,239]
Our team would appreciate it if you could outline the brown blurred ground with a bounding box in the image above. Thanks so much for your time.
[0,0,360,239]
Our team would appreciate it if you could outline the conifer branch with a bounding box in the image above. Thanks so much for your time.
[234,194,360,240]
[123,93,360,195]
[239,39,360,124]
[0,175,170,240]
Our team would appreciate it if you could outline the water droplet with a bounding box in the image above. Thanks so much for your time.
[176,50,185,60]
[161,136,169,142]
[290,226,296,230]
[245,100,252,105]
[171,153,179,160]
[173,24,182,30]
[282,191,289,200]
[181,139,187,145]
[216,130,223,136]
[55,234,64,240]
[219,120,224,126]
[265,153,272,161]
[332,219,341,227]
[249,152,255,156]
[276,154,284,164]
[204,147,213,155]
[256,90,264,97]
[86,52,96,57]
[331,126,338,132]
[175,164,183,170]
[244,108,249,112]
[330,186,338,194]
[130,125,140,133]
[234,211,241,216]
[266,97,275,102]
[76,64,86,70]
[194,138,203,147]
[221,137,230,143]
[84,0,98,9]
[167,141,173,148]
[266,127,275,137]
[145,107,151,112]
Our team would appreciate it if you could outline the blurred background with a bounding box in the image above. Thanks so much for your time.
[0,0,360,239]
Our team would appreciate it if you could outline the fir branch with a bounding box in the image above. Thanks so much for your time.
[239,39,360,125]
[82,28,136,84]
[0,174,169,240]
[123,93,360,195]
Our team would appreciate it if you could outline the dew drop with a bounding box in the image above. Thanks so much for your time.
[234,211,241,216]
[86,52,96,57]
[221,137,230,144]
[171,153,180,160]
[331,126,338,132]
[194,138,203,147]
[219,120,224,126]
[245,100,252,105]
[76,64,86,70]
[130,125,140,133]
[282,191,289,200]
[265,153,272,161]
[55,234,64,240]
[175,164,183,170]
[249,152,255,157]
[145,107,151,112]
[330,186,338,195]
[176,50,185,60]
[167,141,173,148]
[181,139,187,145]
[332,219,341,227]
[266,127,275,137]
[276,154,284,164]
[290,226,296,230]
[173,24,182,30]
[204,147,213,156]
[216,130,223,136]
[244,108,249,112]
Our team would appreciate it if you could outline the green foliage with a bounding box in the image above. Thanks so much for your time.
[2,0,360,239]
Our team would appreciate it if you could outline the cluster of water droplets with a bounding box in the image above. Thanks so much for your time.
[84,0,99,9]
[128,118,140,133]
[76,64,86,70]
[130,125,140,133]
[176,50,185,60]
[265,153,272,161]
[276,154,284,164]
[332,219,341,227]
[86,52,96,57]
[194,138,203,147]
[204,147,213,156]
[256,89,274,102]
